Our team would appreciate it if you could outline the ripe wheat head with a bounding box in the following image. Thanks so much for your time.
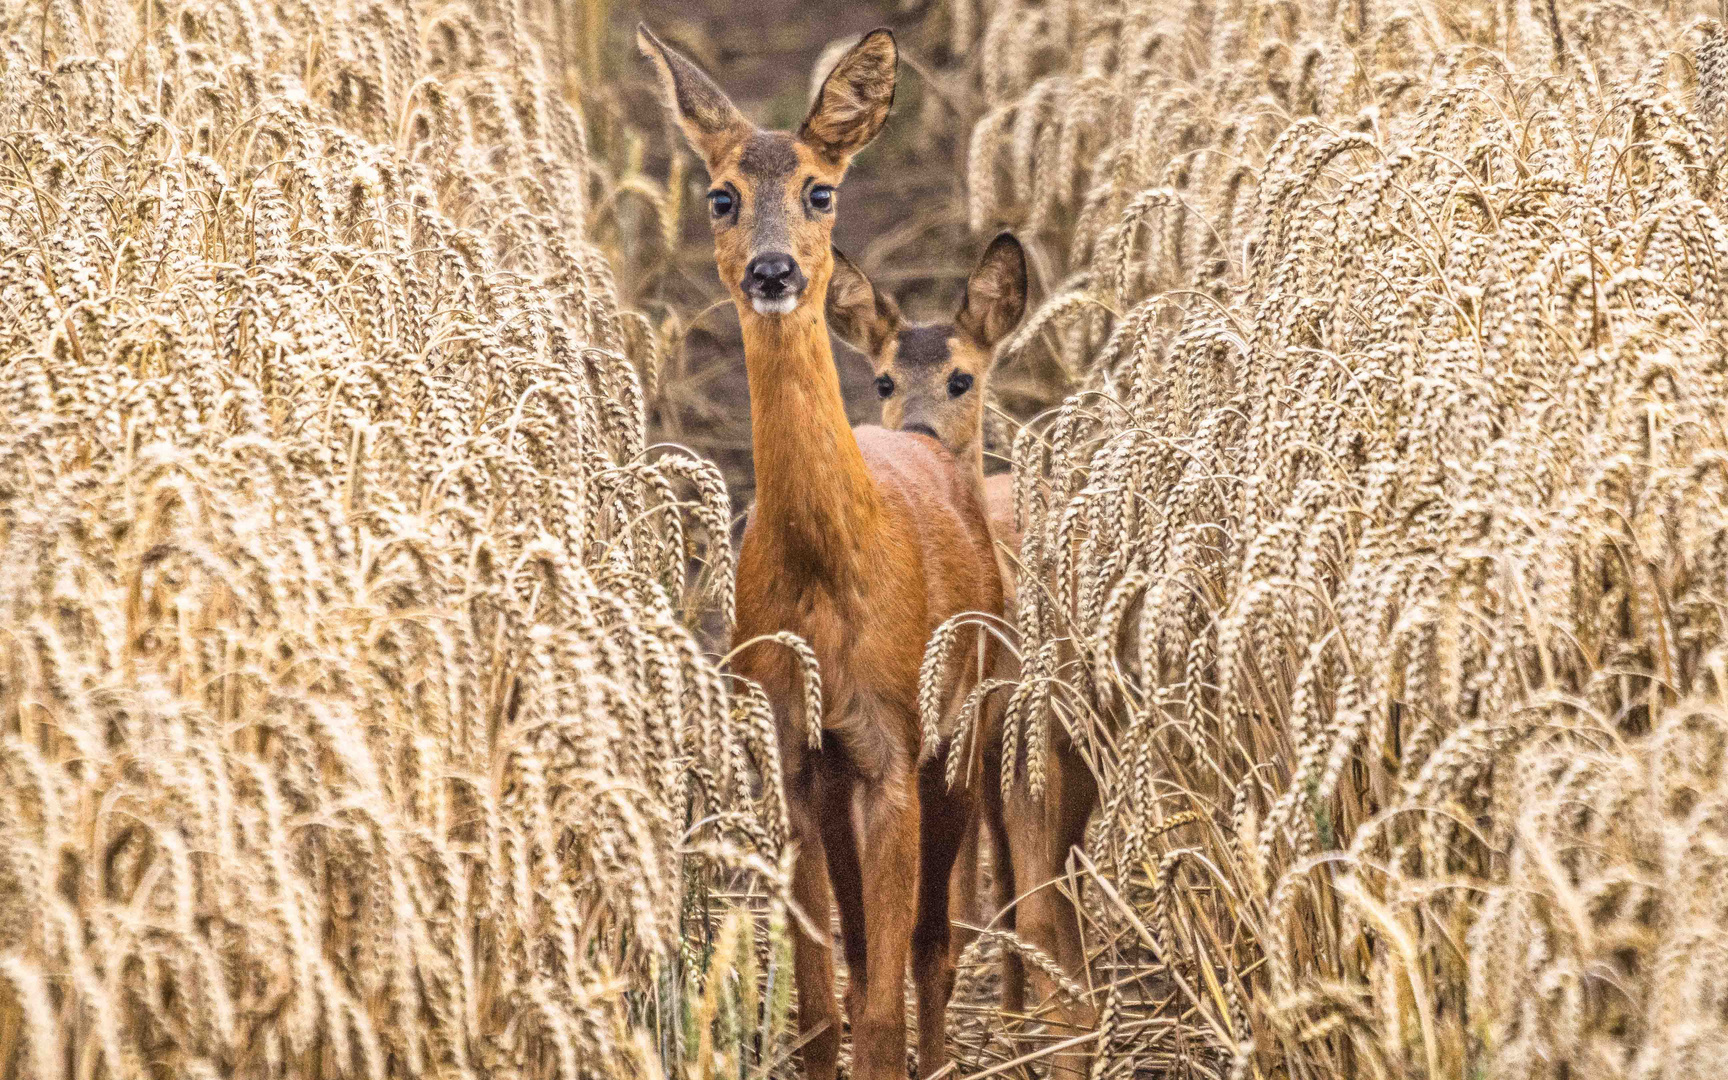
[0,2,786,1078]
[955,0,1728,1076]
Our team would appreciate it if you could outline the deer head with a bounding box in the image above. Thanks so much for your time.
[638,24,897,319]
[828,233,1028,460]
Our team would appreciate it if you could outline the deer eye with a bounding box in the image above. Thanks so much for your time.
[875,374,895,399]
[809,185,835,212]
[947,371,974,397]
[708,188,734,217]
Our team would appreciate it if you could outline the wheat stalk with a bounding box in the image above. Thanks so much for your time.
[947,0,1728,1074]
[0,2,787,1078]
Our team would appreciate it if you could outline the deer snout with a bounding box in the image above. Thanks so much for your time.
[898,400,944,446]
[743,252,806,315]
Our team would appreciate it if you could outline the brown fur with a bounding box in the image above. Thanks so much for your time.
[826,237,1026,582]
[830,237,1102,1069]
[800,30,898,164]
[640,25,1002,1080]
[828,235,1026,489]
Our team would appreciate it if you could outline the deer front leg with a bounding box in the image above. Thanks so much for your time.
[787,786,842,1080]
[811,760,870,1036]
[943,695,986,980]
[849,765,922,1080]
[914,738,974,1078]
[979,736,1024,1018]
[947,809,981,957]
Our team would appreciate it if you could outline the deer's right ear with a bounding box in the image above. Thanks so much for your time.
[637,24,751,165]
[826,248,901,355]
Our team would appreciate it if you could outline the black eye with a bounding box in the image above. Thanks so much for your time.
[809,185,835,212]
[708,188,734,217]
[947,371,974,397]
[875,374,894,399]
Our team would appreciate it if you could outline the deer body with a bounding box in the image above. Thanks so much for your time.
[829,238,1101,1065]
[640,27,1002,1080]
[734,313,996,781]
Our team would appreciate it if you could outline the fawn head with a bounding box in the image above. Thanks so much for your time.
[828,233,1028,458]
[638,24,897,318]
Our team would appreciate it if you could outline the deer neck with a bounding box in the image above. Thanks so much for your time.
[741,304,884,581]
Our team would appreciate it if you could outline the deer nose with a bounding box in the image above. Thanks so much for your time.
[743,252,805,304]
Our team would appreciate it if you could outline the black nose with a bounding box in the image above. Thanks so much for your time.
[744,252,802,297]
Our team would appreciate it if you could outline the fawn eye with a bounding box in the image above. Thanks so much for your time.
[875,374,895,399]
[809,185,835,211]
[947,371,974,397]
[708,188,734,217]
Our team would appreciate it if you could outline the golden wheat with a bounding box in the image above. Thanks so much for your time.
[0,2,787,1078]
[955,0,1728,1076]
[15,0,1728,1076]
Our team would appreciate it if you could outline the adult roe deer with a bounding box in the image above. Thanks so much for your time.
[637,26,1004,1080]
[828,236,1103,1061]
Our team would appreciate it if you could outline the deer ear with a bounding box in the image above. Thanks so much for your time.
[826,247,901,354]
[637,24,751,165]
[800,29,897,168]
[956,232,1028,350]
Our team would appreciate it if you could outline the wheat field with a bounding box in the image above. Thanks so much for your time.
[5,0,1728,1078]
[0,1,782,1077]
[961,0,1728,1077]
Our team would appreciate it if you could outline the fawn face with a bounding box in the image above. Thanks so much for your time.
[637,25,897,318]
[828,233,1028,460]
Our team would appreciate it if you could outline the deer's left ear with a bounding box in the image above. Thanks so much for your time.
[956,232,1028,350]
[826,247,902,355]
[638,23,753,166]
[800,29,897,168]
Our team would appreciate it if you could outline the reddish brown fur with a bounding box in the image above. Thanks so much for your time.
[639,25,1003,1080]
[831,239,1102,1069]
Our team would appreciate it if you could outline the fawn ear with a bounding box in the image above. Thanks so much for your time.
[637,24,751,165]
[827,247,902,355]
[956,232,1028,350]
[800,29,897,168]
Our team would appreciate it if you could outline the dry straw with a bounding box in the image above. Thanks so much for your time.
[957,0,1728,1075]
[0,1,778,1078]
[16,0,1728,1076]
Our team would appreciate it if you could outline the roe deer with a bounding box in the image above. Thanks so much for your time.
[828,236,1102,1063]
[638,26,1004,1080]
[827,234,1025,574]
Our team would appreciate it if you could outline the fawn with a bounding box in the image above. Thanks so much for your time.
[828,237,1102,1059]
[638,26,1004,1080]
[827,236,1025,577]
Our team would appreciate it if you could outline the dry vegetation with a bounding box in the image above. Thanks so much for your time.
[9,0,1728,1078]
[0,2,782,1078]
[958,0,1728,1077]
